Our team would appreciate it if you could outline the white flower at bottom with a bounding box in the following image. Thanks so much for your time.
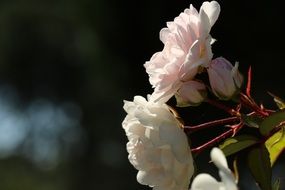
[191,148,238,190]
[122,96,194,190]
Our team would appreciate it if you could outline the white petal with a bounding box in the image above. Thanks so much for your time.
[145,128,165,147]
[123,100,135,114]
[200,1,221,27]
[199,7,211,36]
[160,148,174,171]
[137,169,172,187]
[133,95,148,105]
[159,122,191,163]
[137,170,154,186]
[191,173,221,190]
[219,171,238,190]
[210,147,228,170]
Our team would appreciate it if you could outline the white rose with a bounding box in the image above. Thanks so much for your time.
[191,148,238,190]
[122,96,194,190]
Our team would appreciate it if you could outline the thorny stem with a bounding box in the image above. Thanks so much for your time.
[206,99,240,116]
[189,86,272,154]
[246,66,252,97]
[184,117,239,134]
[191,122,244,154]
[240,93,269,117]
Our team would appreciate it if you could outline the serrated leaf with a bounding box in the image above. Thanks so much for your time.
[219,135,258,156]
[268,92,285,110]
[259,110,285,136]
[248,145,272,190]
[273,178,280,190]
[242,114,263,128]
[265,127,285,166]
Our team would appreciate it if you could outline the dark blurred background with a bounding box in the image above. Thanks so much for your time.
[0,0,284,190]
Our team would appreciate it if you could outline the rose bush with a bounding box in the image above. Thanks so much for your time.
[122,96,194,190]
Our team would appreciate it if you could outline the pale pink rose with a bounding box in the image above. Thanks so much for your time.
[176,81,207,107]
[191,148,238,190]
[122,96,194,190]
[144,1,220,103]
[207,57,243,99]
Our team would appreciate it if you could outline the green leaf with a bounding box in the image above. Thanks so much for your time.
[219,135,258,156]
[265,127,285,166]
[273,178,281,190]
[259,110,285,136]
[242,114,263,128]
[248,145,272,190]
[268,92,285,110]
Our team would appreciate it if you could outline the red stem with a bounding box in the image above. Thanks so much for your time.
[240,93,269,117]
[246,66,252,97]
[206,99,239,116]
[184,117,239,134]
[191,122,244,154]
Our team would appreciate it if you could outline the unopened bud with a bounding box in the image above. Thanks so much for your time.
[207,57,243,99]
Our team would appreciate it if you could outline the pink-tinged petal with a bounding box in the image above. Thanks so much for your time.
[160,28,171,44]
[176,81,207,107]
[179,39,211,81]
[149,80,181,103]
[186,4,199,17]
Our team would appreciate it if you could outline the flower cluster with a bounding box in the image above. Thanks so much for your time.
[122,1,241,189]
[122,1,284,190]
[144,1,242,105]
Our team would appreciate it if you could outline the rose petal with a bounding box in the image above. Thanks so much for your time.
[191,173,221,190]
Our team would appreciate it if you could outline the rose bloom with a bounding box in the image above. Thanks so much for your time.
[191,148,238,190]
[122,96,194,190]
[144,1,220,103]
